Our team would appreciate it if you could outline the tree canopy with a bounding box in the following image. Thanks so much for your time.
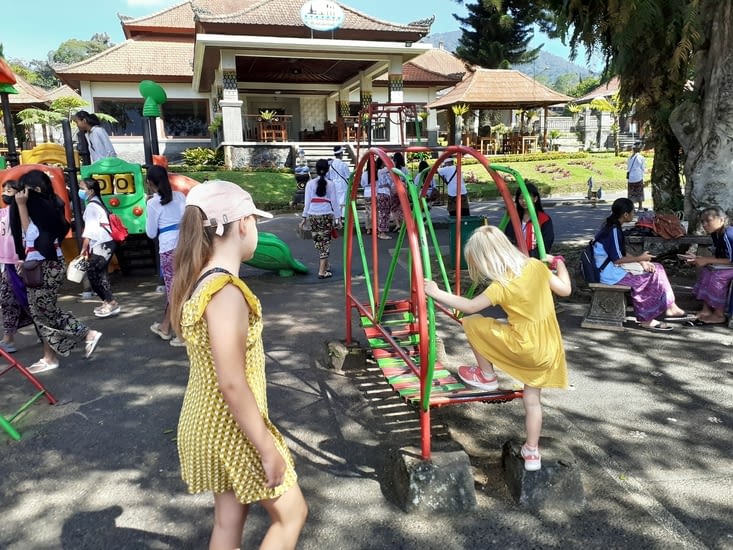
[454,0,549,68]
[51,33,113,65]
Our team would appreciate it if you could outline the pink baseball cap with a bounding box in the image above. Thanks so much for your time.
[186,180,272,235]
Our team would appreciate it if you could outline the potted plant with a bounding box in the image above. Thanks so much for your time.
[259,109,277,122]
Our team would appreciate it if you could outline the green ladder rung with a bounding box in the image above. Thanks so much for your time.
[367,333,420,348]
[7,391,48,422]
[399,382,467,398]
[360,311,415,328]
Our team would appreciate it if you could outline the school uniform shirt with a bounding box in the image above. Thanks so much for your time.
[302,177,340,219]
[594,225,629,284]
[376,168,393,196]
[710,226,733,260]
[87,126,117,163]
[437,165,466,197]
[146,191,186,254]
[82,199,114,247]
[328,157,351,207]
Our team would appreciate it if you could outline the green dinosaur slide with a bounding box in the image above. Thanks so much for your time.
[245,232,308,277]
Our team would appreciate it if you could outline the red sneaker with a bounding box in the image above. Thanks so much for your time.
[457,365,499,391]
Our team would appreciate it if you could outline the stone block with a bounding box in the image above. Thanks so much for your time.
[502,438,585,511]
[385,445,477,513]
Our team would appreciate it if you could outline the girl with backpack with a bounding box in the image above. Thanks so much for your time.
[504,183,554,258]
[79,178,120,318]
[594,198,688,331]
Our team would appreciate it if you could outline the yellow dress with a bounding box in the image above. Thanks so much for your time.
[462,259,568,388]
[177,273,297,503]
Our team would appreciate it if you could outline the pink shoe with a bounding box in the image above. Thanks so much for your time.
[521,444,542,472]
[457,365,499,391]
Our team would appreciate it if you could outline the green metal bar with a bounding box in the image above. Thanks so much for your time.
[350,200,376,315]
[490,164,547,260]
[8,391,47,422]
[0,414,21,441]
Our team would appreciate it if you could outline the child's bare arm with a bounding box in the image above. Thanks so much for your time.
[423,279,492,313]
[206,284,286,488]
[546,256,572,297]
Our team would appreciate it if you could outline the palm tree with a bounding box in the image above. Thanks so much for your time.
[589,94,622,156]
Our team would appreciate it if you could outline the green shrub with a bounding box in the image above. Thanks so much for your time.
[181,147,223,167]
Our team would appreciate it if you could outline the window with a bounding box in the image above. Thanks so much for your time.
[162,100,209,137]
[95,99,145,137]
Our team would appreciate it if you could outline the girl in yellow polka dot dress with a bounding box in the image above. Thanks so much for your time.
[170,180,307,549]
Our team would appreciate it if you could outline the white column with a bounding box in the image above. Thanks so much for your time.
[388,56,403,143]
[220,53,243,143]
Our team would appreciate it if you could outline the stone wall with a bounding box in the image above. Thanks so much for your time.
[226,144,294,170]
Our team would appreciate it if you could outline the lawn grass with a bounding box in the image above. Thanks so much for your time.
[180,152,652,210]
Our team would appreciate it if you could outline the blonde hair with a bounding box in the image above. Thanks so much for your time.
[169,205,236,335]
[463,225,529,285]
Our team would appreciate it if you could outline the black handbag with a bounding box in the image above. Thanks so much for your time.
[21,260,43,288]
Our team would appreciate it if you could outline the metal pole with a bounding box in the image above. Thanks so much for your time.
[1,92,19,166]
[142,117,153,168]
[62,119,84,249]
[149,117,159,156]
[76,130,91,166]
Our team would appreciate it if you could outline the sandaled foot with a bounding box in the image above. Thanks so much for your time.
[640,321,673,332]
[521,444,541,471]
[94,302,120,318]
[150,322,173,341]
[318,271,333,279]
[28,358,60,374]
[85,331,103,358]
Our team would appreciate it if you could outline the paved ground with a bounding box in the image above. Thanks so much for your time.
[1,195,731,549]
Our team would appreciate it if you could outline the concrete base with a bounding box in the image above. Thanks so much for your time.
[385,445,477,513]
[326,341,365,372]
[502,438,585,511]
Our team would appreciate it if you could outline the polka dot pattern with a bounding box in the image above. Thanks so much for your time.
[177,274,297,503]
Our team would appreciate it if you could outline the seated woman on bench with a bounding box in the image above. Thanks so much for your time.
[679,206,733,324]
[595,198,689,332]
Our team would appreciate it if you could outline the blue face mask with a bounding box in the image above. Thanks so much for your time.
[78,189,88,201]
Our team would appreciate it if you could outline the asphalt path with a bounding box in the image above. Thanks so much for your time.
[1,195,731,549]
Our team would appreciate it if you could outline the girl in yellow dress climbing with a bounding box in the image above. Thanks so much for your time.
[170,180,307,549]
[424,225,571,472]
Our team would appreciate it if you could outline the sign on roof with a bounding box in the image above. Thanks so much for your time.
[300,0,345,32]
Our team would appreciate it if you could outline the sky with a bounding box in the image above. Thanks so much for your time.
[1,0,576,63]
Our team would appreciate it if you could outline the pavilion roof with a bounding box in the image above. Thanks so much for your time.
[426,68,572,111]
[575,76,621,103]
[54,37,194,89]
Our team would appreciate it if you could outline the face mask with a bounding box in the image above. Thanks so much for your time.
[78,189,88,201]
[2,194,14,206]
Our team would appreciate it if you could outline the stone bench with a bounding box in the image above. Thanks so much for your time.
[581,283,632,331]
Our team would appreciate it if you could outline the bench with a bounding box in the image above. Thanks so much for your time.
[581,283,632,331]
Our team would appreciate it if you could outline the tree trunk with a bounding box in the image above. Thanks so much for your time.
[669,0,733,226]
[648,122,684,212]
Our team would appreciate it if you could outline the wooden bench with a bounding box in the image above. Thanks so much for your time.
[581,283,632,331]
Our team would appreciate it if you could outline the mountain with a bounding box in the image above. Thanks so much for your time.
[420,30,596,85]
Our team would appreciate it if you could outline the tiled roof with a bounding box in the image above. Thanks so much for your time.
[119,1,195,35]
[54,37,194,82]
[374,62,462,87]
[410,48,470,78]
[119,0,262,36]
[576,76,621,103]
[195,0,432,34]
[43,84,84,102]
[427,68,572,110]
[6,74,48,105]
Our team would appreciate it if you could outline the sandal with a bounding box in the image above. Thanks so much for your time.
[28,358,60,374]
[640,322,673,332]
[663,313,696,322]
[377,233,392,240]
[318,271,333,279]
[85,331,103,358]
[150,322,173,341]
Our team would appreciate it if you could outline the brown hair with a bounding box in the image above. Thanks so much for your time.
[169,205,235,335]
